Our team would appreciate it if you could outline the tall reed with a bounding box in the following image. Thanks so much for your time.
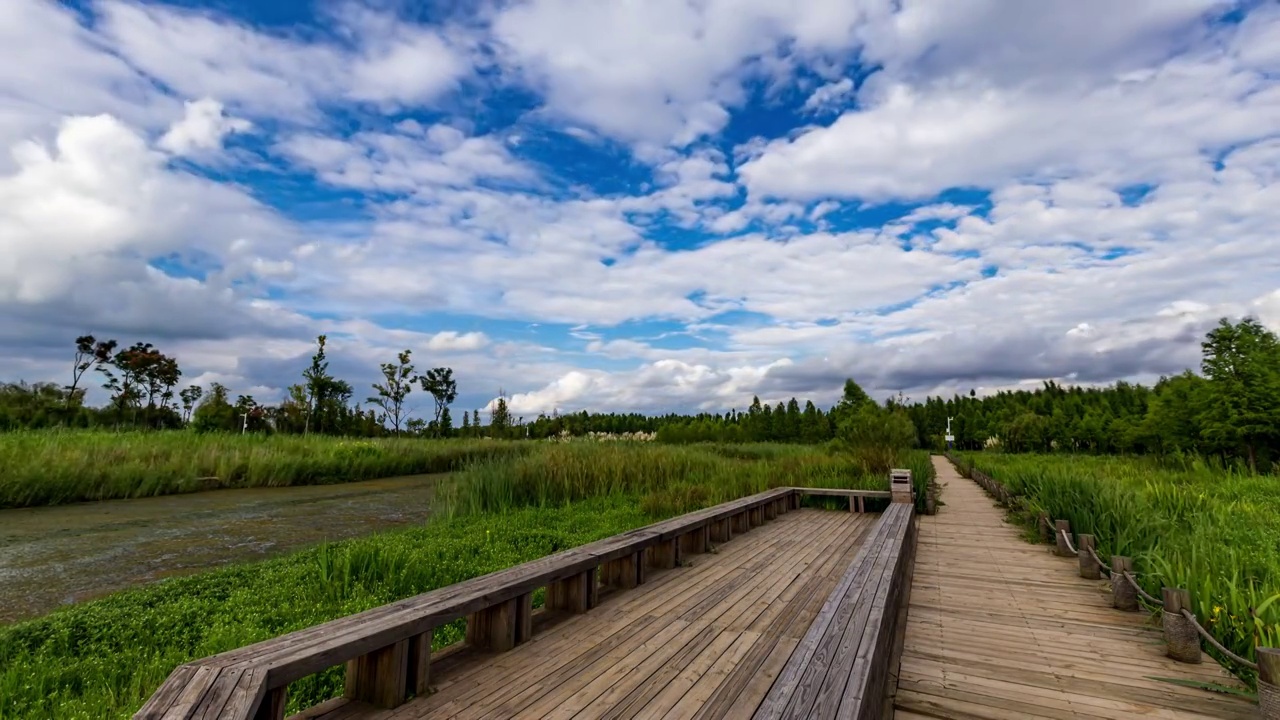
[0,431,528,508]
[960,452,1280,679]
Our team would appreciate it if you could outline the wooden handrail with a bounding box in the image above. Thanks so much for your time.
[135,487,808,720]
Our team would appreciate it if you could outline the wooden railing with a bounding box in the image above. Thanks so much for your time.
[753,500,916,720]
[947,454,1280,719]
[136,485,892,720]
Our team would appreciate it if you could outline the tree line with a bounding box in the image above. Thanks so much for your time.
[902,317,1280,472]
[2,317,1275,469]
[0,335,462,437]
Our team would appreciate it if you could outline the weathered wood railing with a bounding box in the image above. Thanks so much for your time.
[754,498,916,720]
[948,454,1280,719]
[136,485,893,720]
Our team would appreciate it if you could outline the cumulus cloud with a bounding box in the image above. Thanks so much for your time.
[97,0,471,118]
[3,0,1280,417]
[801,78,855,114]
[157,98,251,155]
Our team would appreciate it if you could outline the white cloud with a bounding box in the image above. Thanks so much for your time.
[157,98,251,156]
[427,331,490,352]
[491,0,880,148]
[802,78,854,114]
[740,45,1280,201]
[499,357,797,416]
[277,124,534,192]
[97,0,471,119]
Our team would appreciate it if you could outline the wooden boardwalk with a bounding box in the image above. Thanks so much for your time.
[894,456,1255,720]
[300,508,875,720]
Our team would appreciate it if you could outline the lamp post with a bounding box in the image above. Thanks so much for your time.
[945,416,954,451]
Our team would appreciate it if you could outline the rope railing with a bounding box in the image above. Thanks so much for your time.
[1084,543,1112,575]
[1122,571,1164,607]
[1057,527,1077,555]
[944,452,1279,714]
[1183,608,1259,671]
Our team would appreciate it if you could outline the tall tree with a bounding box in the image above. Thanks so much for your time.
[419,367,458,436]
[1198,317,1280,471]
[178,385,203,424]
[490,390,512,436]
[302,335,338,435]
[368,349,416,435]
[67,335,117,409]
[192,382,236,432]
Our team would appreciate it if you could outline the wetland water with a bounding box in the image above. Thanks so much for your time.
[0,474,442,624]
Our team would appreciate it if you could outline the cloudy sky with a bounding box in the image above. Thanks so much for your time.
[3,0,1280,418]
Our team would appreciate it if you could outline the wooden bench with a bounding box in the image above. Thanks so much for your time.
[135,487,800,720]
[753,501,916,720]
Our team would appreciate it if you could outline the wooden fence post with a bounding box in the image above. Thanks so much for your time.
[345,639,410,707]
[1111,556,1138,611]
[1077,535,1099,580]
[1161,587,1201,663]
[254,687,286,720]
[1054,520,1072,557]
[1259,647,1279,719]
[1038,514,1053,544]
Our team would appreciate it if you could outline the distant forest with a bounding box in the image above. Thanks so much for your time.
[1,318,1276,469]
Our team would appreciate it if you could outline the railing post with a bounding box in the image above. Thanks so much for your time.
[1054,520,1072,557]
[406,629,432,698]
[1077,535,1099,580]
[1038,514,1053,544]
[254,687,286,720]
[467,598,518,652]
[1161,587,1201,663]
[1259,647,1279,720]
[1111,556,1138,611]
[345,638,410,707]
[890,469,913,503]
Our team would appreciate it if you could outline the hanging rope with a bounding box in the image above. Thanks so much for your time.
[1181,609,1258,671]
[1121,571,1164,607]
[1058,528,1077,555]
[1085,544,1112,574]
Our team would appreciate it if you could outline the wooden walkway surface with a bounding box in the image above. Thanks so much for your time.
[894,456,1255,720]
[301,508,875,720]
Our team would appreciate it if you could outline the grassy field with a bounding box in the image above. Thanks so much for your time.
[0,442,930,719]
[955,452,1280,680]
[0,431,528,508]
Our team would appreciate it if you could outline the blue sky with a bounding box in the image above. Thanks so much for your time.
[2,0,1280,417]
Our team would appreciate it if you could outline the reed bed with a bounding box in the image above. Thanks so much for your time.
[0,431,528,508]
[957,452,1280,680]
[438,442,895,517]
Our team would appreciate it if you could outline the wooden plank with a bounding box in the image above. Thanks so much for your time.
[890,457,1252,720]
[421,509,854,718]
[754,513,895,718]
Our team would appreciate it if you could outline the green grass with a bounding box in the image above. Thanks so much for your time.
[0,441,912,719]
[955,452,1280,681]
[0,431,529,508]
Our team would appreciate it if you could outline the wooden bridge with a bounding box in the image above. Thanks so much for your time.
[138,460,1268,720]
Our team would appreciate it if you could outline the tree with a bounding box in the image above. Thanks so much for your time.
[192,382,236,432]
[1198,317,1280,471]
[301,335,348,435]
[179,385,204,424]
[67,335,117,409]
[418,367,458,436]
[368,349,416,435]
[490,390,512,436]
